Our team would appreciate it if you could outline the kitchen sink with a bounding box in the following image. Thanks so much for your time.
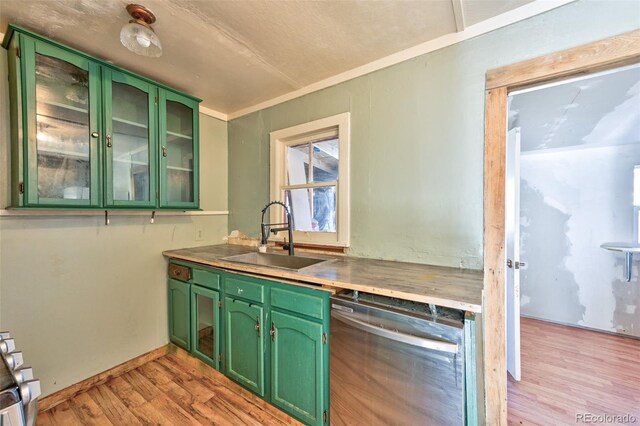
[221,252,330,271]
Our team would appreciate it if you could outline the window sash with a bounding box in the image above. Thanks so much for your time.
[270,112,350,247]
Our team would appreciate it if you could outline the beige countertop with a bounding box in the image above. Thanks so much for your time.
[163,244,483,313]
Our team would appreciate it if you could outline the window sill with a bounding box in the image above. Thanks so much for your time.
[274,241,347,254]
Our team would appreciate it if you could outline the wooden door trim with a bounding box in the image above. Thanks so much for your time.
[483,28,640,425]
[486,29,640,91]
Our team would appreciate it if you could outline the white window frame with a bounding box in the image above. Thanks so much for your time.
[270,112,350,247]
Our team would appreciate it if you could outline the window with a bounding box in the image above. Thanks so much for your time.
[270,113,350,247]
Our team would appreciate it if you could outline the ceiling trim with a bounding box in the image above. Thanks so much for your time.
[199,106,228,121]
[226,0,576,121]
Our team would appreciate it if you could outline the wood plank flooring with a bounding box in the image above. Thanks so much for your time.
[38,350,300,426]
[37,318,639,425]
[508,318,640,425]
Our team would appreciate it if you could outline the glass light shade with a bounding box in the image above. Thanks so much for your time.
[120,22,162,57]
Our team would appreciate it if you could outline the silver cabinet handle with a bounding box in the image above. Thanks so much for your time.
[331,310,458,354]
[106,135,112,148]
[162,146,167,157]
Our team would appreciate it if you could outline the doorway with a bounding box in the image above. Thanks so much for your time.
[503,63,640,423]
[482,29,640,425]
[505,64,640,382]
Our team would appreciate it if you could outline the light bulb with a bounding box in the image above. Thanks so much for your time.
[136,34,151,48]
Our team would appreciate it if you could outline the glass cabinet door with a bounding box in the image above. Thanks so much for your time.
[103,69,157,207]
[191,285,220,369]
[22,38,101,206]
[159,89,199,209]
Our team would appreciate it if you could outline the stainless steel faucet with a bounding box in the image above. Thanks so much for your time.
[261,201,294,255]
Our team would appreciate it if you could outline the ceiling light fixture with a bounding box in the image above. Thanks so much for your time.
[120,4,162,58]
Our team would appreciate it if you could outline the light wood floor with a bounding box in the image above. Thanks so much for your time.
[36,318,640,426]
[508,318,640,426]
[38,351,300,426]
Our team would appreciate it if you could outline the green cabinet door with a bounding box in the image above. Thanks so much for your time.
[20,36,102,207]
[225,297,265,396]
[191,285,220,369]
[159,89,199,209]
[168,278,190,350]
[103,68,158,208]
[271,310,326,425]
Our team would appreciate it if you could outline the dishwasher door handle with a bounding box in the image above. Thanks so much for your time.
[331,310,458,354]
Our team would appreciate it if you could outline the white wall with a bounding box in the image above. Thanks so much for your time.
[228,0,640,268]
[0,45,229,396]
[520,143,640,337]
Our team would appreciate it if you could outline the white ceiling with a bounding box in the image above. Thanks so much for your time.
[0,0,564,118]
[510,64,640,153]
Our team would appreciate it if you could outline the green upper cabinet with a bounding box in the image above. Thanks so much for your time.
[20,37,102,207]
[159,90,199,209]
[225,297,265,397]
[270,310,326,426]
[103,69,158,208]
[3,25,200,209]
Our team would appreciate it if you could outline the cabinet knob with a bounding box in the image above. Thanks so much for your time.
[0,338,15,354]
[106,135,112,148]
[91,131,99,138]
[19,379,41,404]
[13,367,34,384]
[255,316,260,336]
[162,146,167,157]
[6,351,24,369]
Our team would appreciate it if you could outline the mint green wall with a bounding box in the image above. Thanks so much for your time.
[228,0,640,269]
[0,44,229,395]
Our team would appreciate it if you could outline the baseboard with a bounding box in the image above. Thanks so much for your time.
[521,315,640,340]
[39,344,170,412]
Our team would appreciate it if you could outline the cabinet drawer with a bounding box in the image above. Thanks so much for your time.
[192,268,220,290]
[168,264,191,282]
[225,277,264,304]
[271,287,325,320]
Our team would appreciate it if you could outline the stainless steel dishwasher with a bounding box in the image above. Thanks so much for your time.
[330,290,465,425]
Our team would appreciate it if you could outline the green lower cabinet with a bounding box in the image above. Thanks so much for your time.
[168,278,190,350]
[191,285,220,369]
[225,297,265,397]
[270,310,326,426]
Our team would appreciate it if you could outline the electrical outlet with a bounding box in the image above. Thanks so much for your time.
[195,228,205,241]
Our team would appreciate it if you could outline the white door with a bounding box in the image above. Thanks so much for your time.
[506,127,522,381]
